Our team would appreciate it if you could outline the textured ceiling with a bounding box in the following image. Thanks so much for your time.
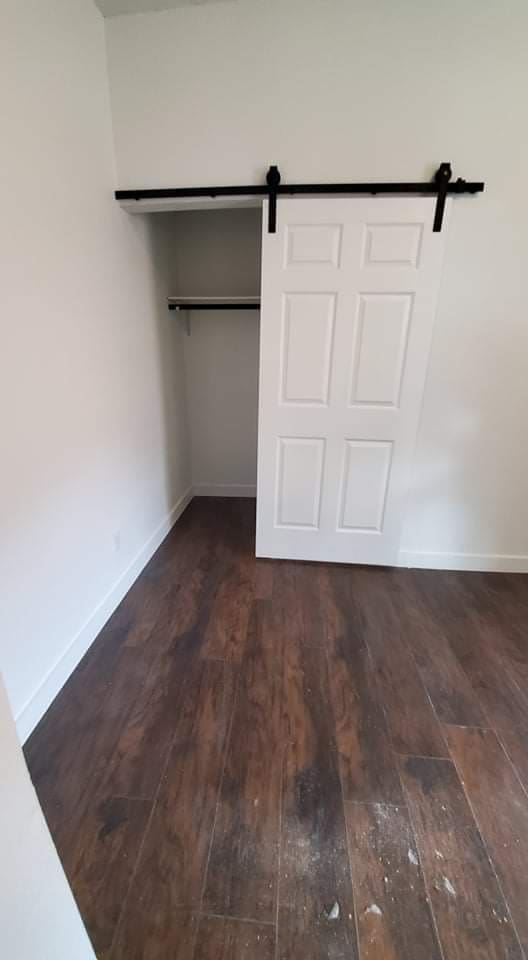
[95,0,234,16]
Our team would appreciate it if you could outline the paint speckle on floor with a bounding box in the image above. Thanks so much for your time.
[324,901,340,921]
[365,904,383,916]
[443,877,456,897]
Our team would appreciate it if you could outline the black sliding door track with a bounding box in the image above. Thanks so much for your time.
[115,163,484,233]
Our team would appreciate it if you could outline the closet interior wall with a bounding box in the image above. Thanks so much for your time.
[163,207,262,498]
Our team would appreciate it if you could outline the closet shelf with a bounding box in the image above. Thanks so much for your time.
[168,296,260,311]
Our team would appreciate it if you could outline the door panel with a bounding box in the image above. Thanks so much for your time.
[280,293,335,404]
[351,293,411,406]
[285,223,343,267]
[276,437,325,529]
[256,197,448,564]
[338,440,392,532]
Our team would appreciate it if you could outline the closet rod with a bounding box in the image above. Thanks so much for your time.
[115,163,485,234]
[168,302,260,311]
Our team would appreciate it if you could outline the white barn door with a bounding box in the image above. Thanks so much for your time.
[256,197,448,564]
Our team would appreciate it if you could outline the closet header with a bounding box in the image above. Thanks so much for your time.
[115,162,484,234]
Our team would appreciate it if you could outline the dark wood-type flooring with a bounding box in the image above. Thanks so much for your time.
[25,498,528,959]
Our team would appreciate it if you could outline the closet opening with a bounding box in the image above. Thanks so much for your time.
[158,204,262,506]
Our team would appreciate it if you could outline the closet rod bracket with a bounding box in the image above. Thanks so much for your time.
[168,305,191,335]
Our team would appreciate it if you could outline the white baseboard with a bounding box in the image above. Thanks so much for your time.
[16,486,193,744]
[398,549,528,573]
[193,483,256,498]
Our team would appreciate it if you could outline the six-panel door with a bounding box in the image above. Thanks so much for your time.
[256,197,449,564]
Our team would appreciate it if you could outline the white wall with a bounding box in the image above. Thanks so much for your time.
[0,676,95,959]
[166,208,260,495]
[0,0,191,740]
[105,0,528,568]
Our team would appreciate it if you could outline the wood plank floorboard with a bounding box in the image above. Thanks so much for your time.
[352,569,449,757]
[28,645,161,831]
[391,572,488,727]
[110,738,227,958]
[202,600,283,923]
[201,556,254,662]
[471,611,528,692]
[496,724,528,795]
[23,499,528,960]
[279,632,359,960]
[112,908,196,960]
[110,659,238,956]
[400,755,524,960]
[271,562,305,654]
[345,800,442,960]
[322,568,403,804]
[254,560,274,600]
[446,724,528,953]
[94,544,230,802]
[55,794,152,959]
[295,562,328,647]
[193,916,275,960]
[412,570,528,737]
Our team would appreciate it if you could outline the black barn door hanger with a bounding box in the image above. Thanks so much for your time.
[115,162,484,234]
